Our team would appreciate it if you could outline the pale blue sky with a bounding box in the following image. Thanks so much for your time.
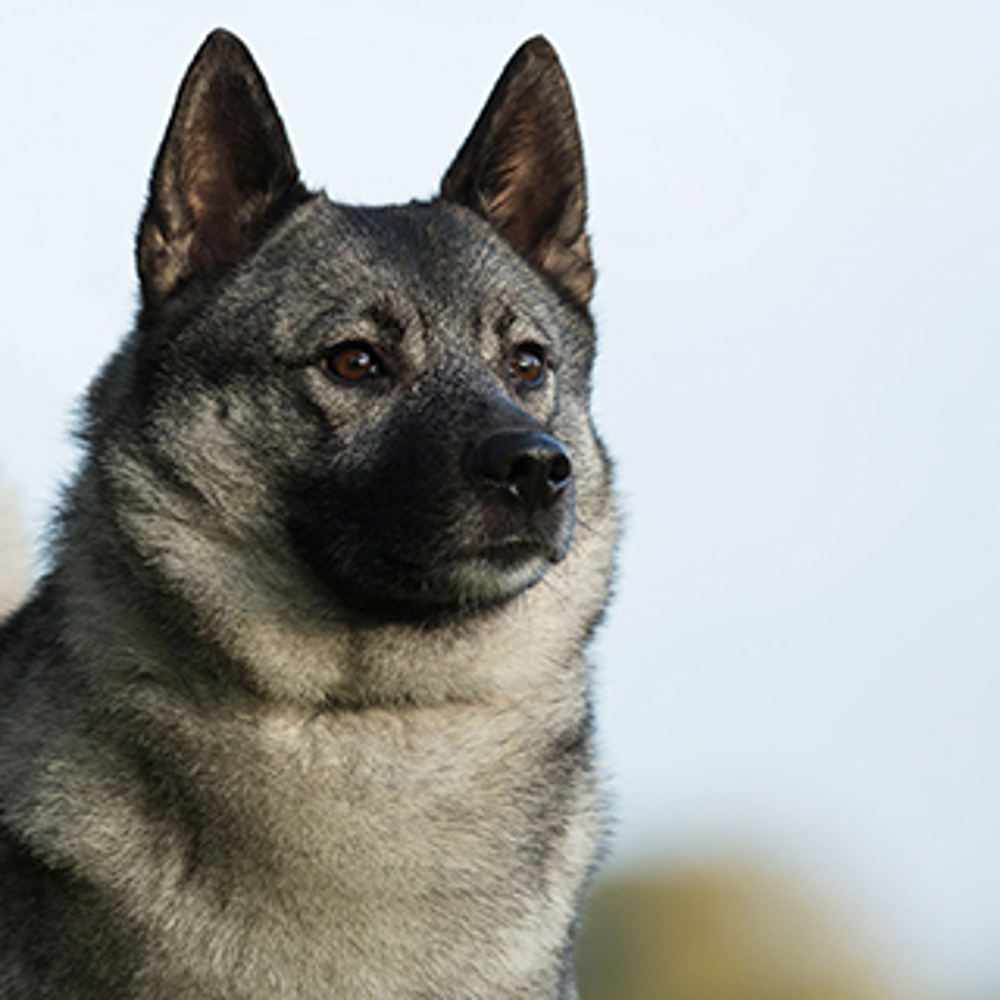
[2,3,998,996]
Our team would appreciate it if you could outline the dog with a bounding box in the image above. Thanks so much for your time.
[0,29,618,998]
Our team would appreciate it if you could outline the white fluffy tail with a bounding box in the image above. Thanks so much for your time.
[0,475,31,619]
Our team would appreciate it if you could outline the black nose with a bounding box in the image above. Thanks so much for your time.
[466,431,572,511]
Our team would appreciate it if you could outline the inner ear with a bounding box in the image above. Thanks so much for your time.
[137,29,309,311]
[441,37,594,308]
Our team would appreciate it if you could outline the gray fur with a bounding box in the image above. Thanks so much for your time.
[0,30,617,998]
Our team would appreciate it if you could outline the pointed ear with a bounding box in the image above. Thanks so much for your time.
[440,37,594,308]
[137,29,309,309]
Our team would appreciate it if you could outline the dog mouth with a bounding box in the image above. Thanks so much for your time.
[344,535,565,615]
[287,465,575,616]
[466,538,556,568]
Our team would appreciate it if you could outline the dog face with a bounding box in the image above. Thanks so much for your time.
[282,246,578,614]
[270,199,594,614]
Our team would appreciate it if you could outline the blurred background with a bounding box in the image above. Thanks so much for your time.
[1,2,997,997]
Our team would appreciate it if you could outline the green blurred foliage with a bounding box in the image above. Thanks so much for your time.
[577,860,901,1000]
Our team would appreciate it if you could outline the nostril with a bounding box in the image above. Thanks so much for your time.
[547,453,572,492]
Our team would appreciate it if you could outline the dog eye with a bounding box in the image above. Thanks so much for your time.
[510,345,546,387]
[324,343,381,382]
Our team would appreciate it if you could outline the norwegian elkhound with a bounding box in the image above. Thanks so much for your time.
[0,29,617,998]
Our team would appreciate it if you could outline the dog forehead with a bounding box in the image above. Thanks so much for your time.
[227,194,585,369]
[288,197,549,313]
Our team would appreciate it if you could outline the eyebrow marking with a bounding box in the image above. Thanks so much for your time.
[364,304,406,345]
[494,307,516,338]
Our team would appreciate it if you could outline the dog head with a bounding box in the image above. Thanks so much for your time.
[81,31,613,648]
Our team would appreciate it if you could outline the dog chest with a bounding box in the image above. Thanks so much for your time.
[105,698,600,996]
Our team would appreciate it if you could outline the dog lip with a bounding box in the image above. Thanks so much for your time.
[348,540,549,581]
[467,539,555,566]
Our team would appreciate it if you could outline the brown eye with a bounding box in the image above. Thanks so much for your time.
[325,343,380,382]
[510,345,546,387]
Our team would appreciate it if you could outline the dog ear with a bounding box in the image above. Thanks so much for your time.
[137,29,308,309]
[440,37,594,308]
